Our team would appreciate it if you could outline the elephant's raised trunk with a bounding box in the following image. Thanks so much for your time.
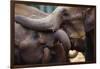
[15,7,67,32]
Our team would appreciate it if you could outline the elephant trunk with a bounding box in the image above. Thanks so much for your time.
[54,29,71,52]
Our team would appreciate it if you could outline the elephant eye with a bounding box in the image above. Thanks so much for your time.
[63,12,69,16]
[32,32,39,39]
[61,9,69,16]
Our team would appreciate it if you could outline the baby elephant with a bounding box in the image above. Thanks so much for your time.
[15,23,52,64]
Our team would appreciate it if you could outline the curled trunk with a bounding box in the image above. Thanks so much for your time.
[15,7,70,32]
[54,29,71,52]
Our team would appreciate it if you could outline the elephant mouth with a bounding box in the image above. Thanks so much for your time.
[65,30,86,51]
[69,32,86,39]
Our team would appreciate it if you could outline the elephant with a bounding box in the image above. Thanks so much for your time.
[14,5,71,65]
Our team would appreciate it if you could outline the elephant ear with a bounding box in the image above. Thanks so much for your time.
[42,47,51,64]
[84,8,95,32]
